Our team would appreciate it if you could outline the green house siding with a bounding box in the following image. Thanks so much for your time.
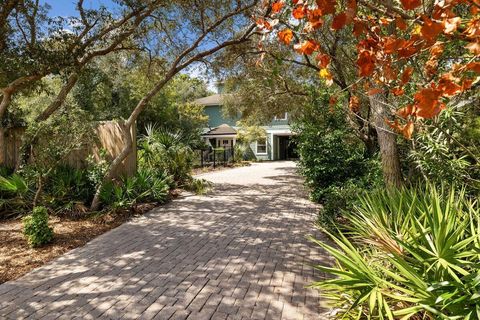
[269,118,289,126]
[249,133,273,161]
[199,99,294,161]
[203,105,239,127]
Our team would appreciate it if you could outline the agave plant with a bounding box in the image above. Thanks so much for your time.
[313,185,480,319]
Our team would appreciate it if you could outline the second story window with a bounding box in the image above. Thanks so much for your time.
[274,113,288,121]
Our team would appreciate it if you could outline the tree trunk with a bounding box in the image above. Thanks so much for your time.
[0,91,12,167]
[0,126,4,166]
[36,72,79,121]
[90,120,134,211]
[369,92,404,188]
[90,70,174,211]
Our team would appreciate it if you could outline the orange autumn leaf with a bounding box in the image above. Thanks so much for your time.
[400,67,414,84]
[353,20,366,38]
[294,39,319,55]
[357,50,376,76]
[438,73,462,97]
[278,29,293,45]
[413,85,445,118]
[307,9,324,30]
[386,118,401,131]
[421,17,444,42]
[385,119,400,130]
[471,4,480,15]
[292,6,306,19]
[466,62,480,73]
[345,0,357,24]
[349,95,360,113]
[397,39,419,58]
[400,0,422,10]
[402,121,414,139]
[383,37,401,54]
[272,1,284,13]
[386,119,415,139]
[316,0,336,15]
[368,88,384,95]
[466,40,480,55]
[383,63,397,81]
[397,104,416,118]
[316,53,331,68]
[331,12,348,30]
[391,87,405,96]
[461,78,474,91]
[256,18,272,31]
[425,58,439,76]
[395,16,407,30]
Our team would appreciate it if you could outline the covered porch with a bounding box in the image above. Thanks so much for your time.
[202,123,237,149]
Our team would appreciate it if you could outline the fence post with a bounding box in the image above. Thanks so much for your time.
[223,148,226,166]
[200,150,204,168]
[213,148,216,169]
[231,147,234,163]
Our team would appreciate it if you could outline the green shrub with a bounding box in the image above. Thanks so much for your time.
[234,142,255,161]
[100,168,172,209]
[44,166,93,211]
[0,173,33,219]
[294,106,381,224]
[185,178,212,195]
[312,185,480,319]
[138,125,194,187]
[22,206,54,247]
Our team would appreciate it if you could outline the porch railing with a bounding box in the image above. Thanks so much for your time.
[194,147,235,169]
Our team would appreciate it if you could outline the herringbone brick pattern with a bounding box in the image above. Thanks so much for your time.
[0,162,330,319]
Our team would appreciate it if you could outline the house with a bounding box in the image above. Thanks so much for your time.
[194,93,297,161]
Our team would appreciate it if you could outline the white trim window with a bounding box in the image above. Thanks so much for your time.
[274,112,288,121]
[256,138,267,154]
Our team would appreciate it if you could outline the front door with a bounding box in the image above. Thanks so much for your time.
[278,136,288,160]
[278,136,298,160]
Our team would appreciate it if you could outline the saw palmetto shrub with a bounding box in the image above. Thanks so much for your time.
[312,185,480,319]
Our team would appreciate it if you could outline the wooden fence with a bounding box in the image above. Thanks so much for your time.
[0,121,137,177]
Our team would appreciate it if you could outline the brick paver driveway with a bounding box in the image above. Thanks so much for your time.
[0,161,329,319]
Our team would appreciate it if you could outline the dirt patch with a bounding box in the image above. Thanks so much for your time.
[0,204,157,284]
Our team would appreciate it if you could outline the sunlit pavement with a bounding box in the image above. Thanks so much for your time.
[0,161,330,320]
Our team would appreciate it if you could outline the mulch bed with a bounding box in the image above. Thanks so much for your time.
[0,203,157,285]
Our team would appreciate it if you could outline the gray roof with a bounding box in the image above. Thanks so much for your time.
[194,94,224,106]
[203,124,237,136]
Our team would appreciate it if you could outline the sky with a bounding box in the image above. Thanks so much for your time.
[40,0,117,17]
[39,0,217,92]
